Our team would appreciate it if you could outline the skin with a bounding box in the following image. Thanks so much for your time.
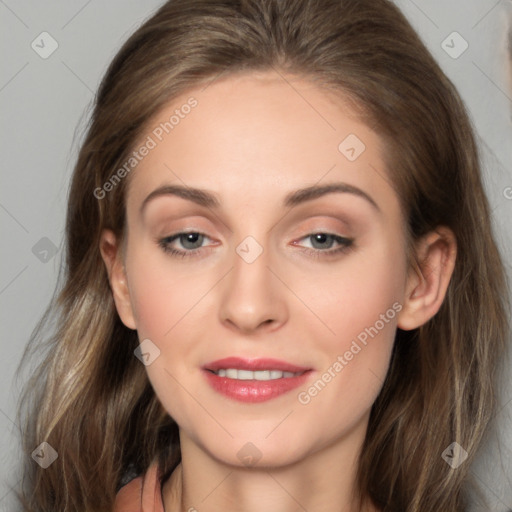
[100,71,457,512]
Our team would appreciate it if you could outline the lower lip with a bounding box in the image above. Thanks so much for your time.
[202,369,312,403]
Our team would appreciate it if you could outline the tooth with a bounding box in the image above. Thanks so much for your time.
[254,370,271,380]
[214,368,302,379]
[226,369,238,379]
[237,370,254,380]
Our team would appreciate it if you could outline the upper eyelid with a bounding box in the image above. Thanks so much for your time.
[162,230,351,245]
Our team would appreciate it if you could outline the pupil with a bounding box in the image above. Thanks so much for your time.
[312,233,332,249]
[182,233,202,248]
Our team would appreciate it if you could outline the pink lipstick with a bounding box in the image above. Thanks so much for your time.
[202,357,313,403]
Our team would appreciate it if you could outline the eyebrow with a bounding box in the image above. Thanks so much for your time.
[140,182,380,215]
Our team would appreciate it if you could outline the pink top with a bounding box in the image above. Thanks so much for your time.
[114,459,165,512]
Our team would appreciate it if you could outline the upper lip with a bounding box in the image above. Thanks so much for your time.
[203,357,311,373]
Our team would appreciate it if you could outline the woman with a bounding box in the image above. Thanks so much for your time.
[16,0,510,511]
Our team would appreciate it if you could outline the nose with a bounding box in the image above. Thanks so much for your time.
[218,240,288,334]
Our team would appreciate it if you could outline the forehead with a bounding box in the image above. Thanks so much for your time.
[125,71,398,219]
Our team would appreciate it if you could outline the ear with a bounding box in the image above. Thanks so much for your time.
[99,229,137,330]
[397,226,457,331]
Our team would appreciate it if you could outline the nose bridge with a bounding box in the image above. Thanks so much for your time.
[218,233,286,332]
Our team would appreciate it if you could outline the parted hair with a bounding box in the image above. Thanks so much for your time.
[15,0,509,510]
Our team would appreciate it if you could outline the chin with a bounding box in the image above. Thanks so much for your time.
[203,434,311,470]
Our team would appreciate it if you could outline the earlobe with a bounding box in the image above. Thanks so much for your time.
[99,229,137,330]
[397,227,457,331]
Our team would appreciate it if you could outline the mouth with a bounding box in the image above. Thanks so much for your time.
[206,368,306,380]
[202,357,313,403]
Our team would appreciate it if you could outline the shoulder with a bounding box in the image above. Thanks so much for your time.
[114,474,143,512]
[113,459,164,512]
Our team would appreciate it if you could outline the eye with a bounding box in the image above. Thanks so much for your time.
[293,232,354,258]
[156,231,354,260]
[157,231,214,258]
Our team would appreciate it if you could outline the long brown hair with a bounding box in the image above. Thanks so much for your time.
[15,0,510,510]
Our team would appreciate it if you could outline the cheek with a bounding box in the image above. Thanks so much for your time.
[299,236,406,353]
[126,246,207,338]
[125,249,208,429]
[291,240,405,424]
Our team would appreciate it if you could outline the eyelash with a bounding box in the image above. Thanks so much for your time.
[156,231,354,260]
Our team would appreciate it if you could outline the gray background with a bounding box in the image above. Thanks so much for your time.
[1,0,511,510]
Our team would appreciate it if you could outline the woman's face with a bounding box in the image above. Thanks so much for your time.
[113,72,411,467]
